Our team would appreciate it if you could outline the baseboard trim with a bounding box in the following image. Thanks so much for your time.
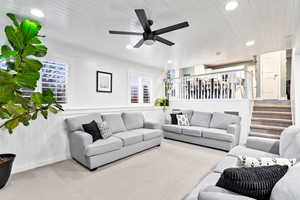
[12,154,70,174]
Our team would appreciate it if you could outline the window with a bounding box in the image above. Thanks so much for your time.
[0,59,68,103]
[129,74,152,104]
[41,61,68,104]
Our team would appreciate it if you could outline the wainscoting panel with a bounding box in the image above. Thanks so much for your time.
[0,106,164,174]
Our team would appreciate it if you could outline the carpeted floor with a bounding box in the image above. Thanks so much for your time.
[0,139,225,200]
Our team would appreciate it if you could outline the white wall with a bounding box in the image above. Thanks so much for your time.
[0,39,165,173]
[170,99,252,144]
[44,39,164,108]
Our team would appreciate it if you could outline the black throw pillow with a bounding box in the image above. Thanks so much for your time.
[82,120,102,142]
[170,112,183,125]
[216,165,288,200]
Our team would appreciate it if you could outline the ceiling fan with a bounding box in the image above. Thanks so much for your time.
[109,9,189,48]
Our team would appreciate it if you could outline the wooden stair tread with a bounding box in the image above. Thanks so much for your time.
[251,118,293,123]
[252,111,291,115]
[250,124,285,131]
[254,104,290,108]
[249,132,280,139]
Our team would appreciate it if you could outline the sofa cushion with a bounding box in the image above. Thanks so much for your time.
[122,112,144,130]
[162,124,182,134]
[214,155,240,173]
[102,113,126,133]
[65,113,102,132]
[210,112,240,130]
[85,136,122,156]
[279,126,300,161]
[190,111,212,128]
[270,163,300,200]
[182,126,203,137]
[202,128,233,142]
[131,128,162,141]
[228,145,280,158]
[198,186,255,200]
[113,131,143,146]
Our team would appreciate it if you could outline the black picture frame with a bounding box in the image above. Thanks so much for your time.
[96,71,112,93]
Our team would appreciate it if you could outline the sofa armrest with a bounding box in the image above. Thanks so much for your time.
[246,137,280,155]
[71,131,93,147]
[227,123,240,147]
[144,121,161,129]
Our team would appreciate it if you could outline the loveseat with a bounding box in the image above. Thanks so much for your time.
[162,110,241,151]
[185,126,300,200]
[65,112,162,170]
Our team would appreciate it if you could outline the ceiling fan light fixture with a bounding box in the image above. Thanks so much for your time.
[225,0,239,11]
[144,39,155,46]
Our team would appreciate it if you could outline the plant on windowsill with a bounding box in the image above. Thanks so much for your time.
[154,98,169,112]
[0,13,63,189]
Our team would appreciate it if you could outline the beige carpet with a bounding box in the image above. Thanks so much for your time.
[0,139,225,200]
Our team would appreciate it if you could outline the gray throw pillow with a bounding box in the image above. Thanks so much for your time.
[190,111,212,127]
[97,121,112,139]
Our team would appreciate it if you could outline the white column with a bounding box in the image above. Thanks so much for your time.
[291,52,300,125]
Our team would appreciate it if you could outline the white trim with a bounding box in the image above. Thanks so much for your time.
[12,154,70,174]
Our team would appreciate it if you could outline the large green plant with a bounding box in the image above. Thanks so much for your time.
[0,13,63,133]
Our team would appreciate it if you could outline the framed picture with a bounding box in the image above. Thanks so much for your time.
[96,71,112,93]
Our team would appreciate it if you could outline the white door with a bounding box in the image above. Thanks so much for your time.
[260,51,282,99]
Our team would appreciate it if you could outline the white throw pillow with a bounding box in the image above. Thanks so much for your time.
[270,163,300,200]
[238,155,296,168]
[97,121,113,139]
[176,114,190,126]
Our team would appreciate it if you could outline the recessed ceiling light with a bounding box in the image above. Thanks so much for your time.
[246,40,255,47]
[225,0,239,11]
[30,8,45,18]
[126,44,133,49]
[167,60,173,64]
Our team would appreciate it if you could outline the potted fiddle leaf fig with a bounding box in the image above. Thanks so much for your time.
[0,13,63,189]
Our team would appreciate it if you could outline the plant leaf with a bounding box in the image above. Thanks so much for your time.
[14,71,40,89]
[20,19,41,43]
[6,13,19,27]
[34,45,47,57]
[5,118,19,134]
[31,92,43,104]
[29,37,41,44]
[41,110,48,119]
[5,25,24,50]
[31,111,38,120]
[48,106,58,114]
[23,58,43,71]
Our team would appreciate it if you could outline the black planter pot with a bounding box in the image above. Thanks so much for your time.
[0,154,15,189]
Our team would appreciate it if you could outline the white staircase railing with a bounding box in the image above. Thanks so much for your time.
[169,69,253,100]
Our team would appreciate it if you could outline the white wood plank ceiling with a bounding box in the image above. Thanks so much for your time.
[0,0,300,68]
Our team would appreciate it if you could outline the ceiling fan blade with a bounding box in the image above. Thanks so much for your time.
[109,30,143,35]
[155,36,174,46]
[135,9,151,32]
[153,22,189,35]
[134,39,144,48]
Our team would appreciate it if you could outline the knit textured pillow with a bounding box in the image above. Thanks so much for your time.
[216,165,288,200]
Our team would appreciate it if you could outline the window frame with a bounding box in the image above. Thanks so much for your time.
[128,71,153,106]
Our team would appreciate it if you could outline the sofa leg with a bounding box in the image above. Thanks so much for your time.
[89,167,98,172]
[157,144,161,147]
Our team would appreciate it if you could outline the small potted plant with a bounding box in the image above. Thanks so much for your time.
[0,13,63,189]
